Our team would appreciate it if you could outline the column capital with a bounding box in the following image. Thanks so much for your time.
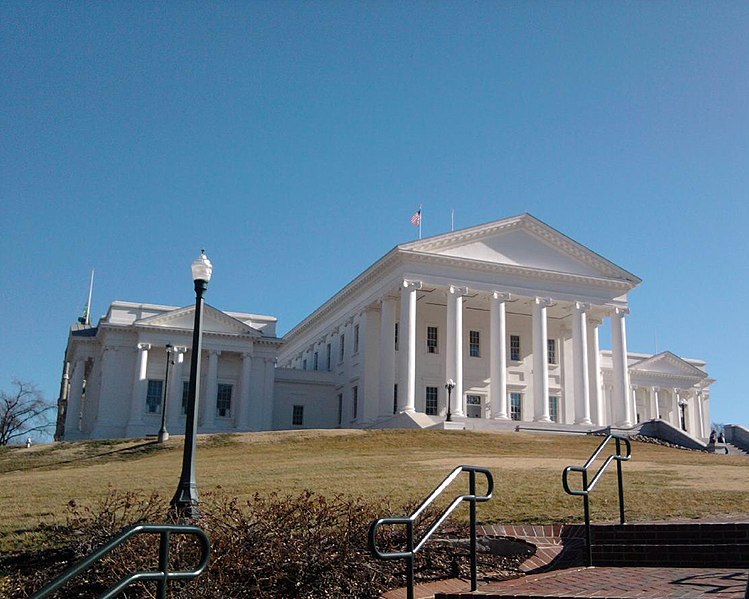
[613,306,630,317]
[449,285,468,296]
[574,301,591,311]
[403,279,423,290]
[137,342,151,351]
[534,297,553,307]
[242,351,254,359]
[173,346,188,354]
[587,316,603,327]
[208,349,221,357]
[492,291,512,301]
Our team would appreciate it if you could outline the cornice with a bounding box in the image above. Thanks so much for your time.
[402,250,635,290]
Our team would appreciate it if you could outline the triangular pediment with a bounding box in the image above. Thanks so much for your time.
[135,304,262,336]
[630,351,707,379]
[399,213,640,283]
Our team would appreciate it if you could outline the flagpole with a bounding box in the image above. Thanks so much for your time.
[85,269,94,326]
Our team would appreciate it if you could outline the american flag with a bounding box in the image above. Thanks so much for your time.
[410,209,421,227]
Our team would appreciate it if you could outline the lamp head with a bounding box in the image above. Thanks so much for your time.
[446,378,456,390]
[191,250,213,283]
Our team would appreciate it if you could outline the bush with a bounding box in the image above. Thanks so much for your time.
[3,490,523,598]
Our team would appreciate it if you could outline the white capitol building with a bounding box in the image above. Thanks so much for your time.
[56,214,713,442]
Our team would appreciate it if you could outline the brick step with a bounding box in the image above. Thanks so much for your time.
[592,542,749,567]
[589,522,749,544]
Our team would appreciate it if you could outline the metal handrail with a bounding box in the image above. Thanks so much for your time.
[369,465,493,599]
[562,434,631,566]
[32,523,210,599]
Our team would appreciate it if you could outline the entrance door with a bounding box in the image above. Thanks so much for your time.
[466,395,482,418]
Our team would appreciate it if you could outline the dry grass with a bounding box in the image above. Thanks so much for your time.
[1,429,748,552]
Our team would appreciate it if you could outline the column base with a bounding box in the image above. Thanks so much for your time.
[493,414,510,421]
[575,418,593,426]
[534,416,552,423]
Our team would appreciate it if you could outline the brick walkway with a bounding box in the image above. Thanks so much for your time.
[425,567,748,598]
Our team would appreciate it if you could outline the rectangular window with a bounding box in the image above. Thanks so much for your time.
[326,343,332,371]
[427,326,438,354]
[292,405,304,426]
[510,392,522,421]
[469,330,481,357]
[394,322,399,351]
[216,383,232,417]
[547,339,557,365]
[510,335,521,361]
[340,334,345,362]
[313,351,319,371]
[302,359,307,370]
[466,394,482,418]
[146,379,163,414]
[354,324,360,353]
[352,385,358,420]
[337,393,343,427]
[425,386,438,415]
[181,381,189,415]
[549,395,560,423]
[393,384,398,414]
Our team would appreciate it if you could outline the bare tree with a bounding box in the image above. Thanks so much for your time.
[0,380,54,446]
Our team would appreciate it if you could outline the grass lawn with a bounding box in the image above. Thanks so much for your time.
[1,429,748,553]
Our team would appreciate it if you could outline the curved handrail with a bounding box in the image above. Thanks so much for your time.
[32,523,210,599]
[562,434,631,566]
[369,465,493,599]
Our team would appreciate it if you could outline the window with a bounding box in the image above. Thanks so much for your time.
[146,379,163,414]
[292,405,304,426]
[337,393,343,427]
[427,326,438,354]
[425,386,438,415]
[549,395,559,423]
[216,383,232,417]
[181,381,189,415]
[313,351,319,371]
[466,394,482,418]
[510,335,521,361]
[469,330,481,357]
[510,392,522,421]
[352,386,358,420]
[354,324,360,353]
[394,322,399,351]
[547,339,557,365]
[326,343,332,371]
[302,359,307,370]
[393,384,398,414]
[339,334,345,362]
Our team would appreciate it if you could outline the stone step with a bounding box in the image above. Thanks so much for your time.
[589,522,749,544]
[592,542,749,567]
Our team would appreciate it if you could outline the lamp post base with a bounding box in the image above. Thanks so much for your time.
[158,430,169,443]
[170,484,201,519]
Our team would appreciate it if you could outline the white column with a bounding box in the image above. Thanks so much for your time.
[673,388,681,429]
[127,343,151,431]
[203,350,220,429]
[398,280,421,412]
[167,347,186,431]
[572,302,592,425]
[448,286,467,417]
[587,318,604,426]
[490,292,510,419]
[262,357,275,430]
[378,296,397,418]
[648,387,658,420]
[65,359,85,435]
[532,297,551,422]
[610,308,632,427]
[631,386,639,424]
[237,351,253,429]
[697,391,705,437]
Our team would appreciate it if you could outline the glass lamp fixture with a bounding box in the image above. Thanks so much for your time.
[191,251,213,282]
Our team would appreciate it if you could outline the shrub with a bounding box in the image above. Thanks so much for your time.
[4,490,523,598]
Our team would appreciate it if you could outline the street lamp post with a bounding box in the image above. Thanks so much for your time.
[445,379,456,422]
[678,397,688,432]
[157,344,174,443]
[170,251,213,519]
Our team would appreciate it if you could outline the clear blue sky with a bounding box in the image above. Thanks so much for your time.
[2,2,748,430]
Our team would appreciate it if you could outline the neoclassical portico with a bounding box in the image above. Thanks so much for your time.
[279,213,713,438]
